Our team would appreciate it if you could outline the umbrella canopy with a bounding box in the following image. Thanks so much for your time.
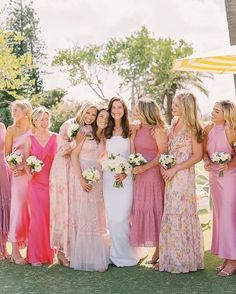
[172,46,236,74]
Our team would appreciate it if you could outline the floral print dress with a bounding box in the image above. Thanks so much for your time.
[159,127,204,273]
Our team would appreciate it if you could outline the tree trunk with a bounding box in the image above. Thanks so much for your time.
[165,93,173,125]
[225,0,236,92]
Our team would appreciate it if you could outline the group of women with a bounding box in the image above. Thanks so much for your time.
[0,91,236,277]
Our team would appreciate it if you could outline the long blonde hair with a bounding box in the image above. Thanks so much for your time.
[31,106,51,128]
[175,91,203,143]
[219,100,236,129]
[136,98,165,128]
[11,99,32,123]
[75,102,98,126]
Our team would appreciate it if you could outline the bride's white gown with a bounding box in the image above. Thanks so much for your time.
[103,136,145,267]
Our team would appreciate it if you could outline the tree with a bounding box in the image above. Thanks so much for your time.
[225,0,236,92]
[6,0,46,96]
[53,44,109,103]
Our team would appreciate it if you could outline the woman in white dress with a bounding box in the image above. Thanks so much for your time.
[103,97,145,267]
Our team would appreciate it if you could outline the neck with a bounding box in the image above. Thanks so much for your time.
[214,121,225,126]
[35,128,49,136]
[96,128,103,137]
[114,120,121,128]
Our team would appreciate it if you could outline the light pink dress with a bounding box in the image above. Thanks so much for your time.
[0,123,11,253]
[207,124,236,259]
[50,119,76,259]
[8,129,31,248]
[130,125,164,247]
[159,127,204,273]
[69,137,110,271]
[27,134,57,264]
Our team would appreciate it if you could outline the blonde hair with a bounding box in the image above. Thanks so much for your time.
[11,99,32,122]
[136,98,165,128]
[75,101,98,125]
[175,91,203,143]
[31,106,51,128]
[218,100,236,129]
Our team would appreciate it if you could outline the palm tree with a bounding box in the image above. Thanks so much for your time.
[225,0,236,91]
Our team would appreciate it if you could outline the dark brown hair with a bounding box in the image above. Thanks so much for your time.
[105,97,130,139]
[92,108,108,143]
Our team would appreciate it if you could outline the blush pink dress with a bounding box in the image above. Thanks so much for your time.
[207,124,236,259]
[130,125,164,247]
[0,123,11,254]
[8,129,31,248]
[69,137,110,271]
[27,134,57,264]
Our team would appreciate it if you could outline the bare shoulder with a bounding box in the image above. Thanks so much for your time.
[203,122,214,136]
[0,122,6,130]
[6,124,15,135]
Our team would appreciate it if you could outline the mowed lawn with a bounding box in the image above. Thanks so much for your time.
[0,224,236,294]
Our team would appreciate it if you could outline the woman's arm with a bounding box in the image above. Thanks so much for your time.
[163,135,203,181]
[24,137,32,180]
[133,127,168,175]
[219,127,236,171]
[71,141,92,192]
[5,126,16,171]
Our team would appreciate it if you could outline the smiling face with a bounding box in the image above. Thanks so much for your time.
[211,103,225,124]
[111,100,124,121]
[33,112,50,130]
[83,107,97,125]
[96,110,109,130]
[172,97,183,117]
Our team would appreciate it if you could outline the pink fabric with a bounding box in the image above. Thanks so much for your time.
[130,125,164,247]
[0,123,11,253]
[207,124,236,259]
[27,134,57,264]
[69,137,110,271]
[8,130,31,248]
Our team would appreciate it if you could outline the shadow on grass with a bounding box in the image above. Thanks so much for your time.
[0,251,236,294]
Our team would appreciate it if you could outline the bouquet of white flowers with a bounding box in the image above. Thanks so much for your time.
[159,153,176,169]
[128,153,147,168]
[211,152,231,177]
[82,167,100,184]
[6,152,23,166]
[105,153,131,188]
[26,155,44,174]
[131,119,141,126]
[67,123,80,140]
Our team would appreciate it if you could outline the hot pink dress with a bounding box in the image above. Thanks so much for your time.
[130,125,164,247]
[207,124,236,259]
[0,123,11,253]
[8,129,31,248]
[27,134,57,264]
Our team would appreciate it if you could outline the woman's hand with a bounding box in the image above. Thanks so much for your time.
[204,161,212,172]
[79,177,92,192]
[115,173,127,183]
[219,163,229,172]
[8,163,16,172]
[13,168,25,177]
[162,166,178,181]
[133,165,145,175]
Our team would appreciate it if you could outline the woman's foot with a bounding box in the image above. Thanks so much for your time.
[152,261,159,271]
[216,259,227,272]
[11,253,26,265]
[31,262,42,267]
[218,260,236,277]
[145,255,159,265]
[57,251,70,267]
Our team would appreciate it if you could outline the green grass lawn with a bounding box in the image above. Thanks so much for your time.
[1,227,236,294]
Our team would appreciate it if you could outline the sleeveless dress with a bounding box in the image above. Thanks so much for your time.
[207,124,236,259]
[130,125,164,247]
[159,127,204,273]
[8,129,31,248]
[27,134,57,264]
[69,137,110,271]
[0,123,11,254]
[103,136,145,267]
[50,119,77,259]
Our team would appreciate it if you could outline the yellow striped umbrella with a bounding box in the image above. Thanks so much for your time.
[172,46,236,74]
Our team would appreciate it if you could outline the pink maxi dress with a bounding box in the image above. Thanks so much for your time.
[27,134,57,264]
[207,124,236,260]
[8,129,31,248]
[0,123,11,254]
[130,125,164,247]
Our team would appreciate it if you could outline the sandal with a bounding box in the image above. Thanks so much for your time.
[218,268,236,277]
[152,262,159,271]
[57,251,70,267]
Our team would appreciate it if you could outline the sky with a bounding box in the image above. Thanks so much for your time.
[1,0,235,114]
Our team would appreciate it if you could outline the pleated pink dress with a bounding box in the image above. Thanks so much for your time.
[130,125,164,247]
[0,123,11,254]
[207,124,236,259]
[27,134,57,264]
[8,129,31,248]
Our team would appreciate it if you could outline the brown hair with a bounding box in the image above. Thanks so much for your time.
[92,108,108,143]
[105,97,129,139]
